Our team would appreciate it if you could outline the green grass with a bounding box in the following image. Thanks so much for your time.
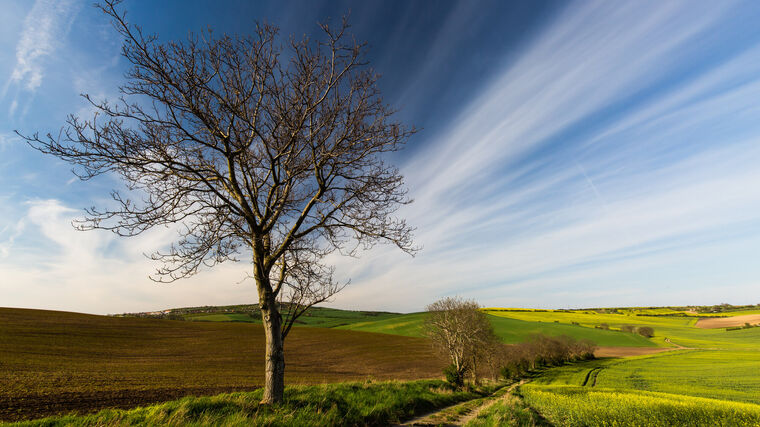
[179,305,760,350]
[517,349,760,425]
[184,306,401,329]
[339,312,656,347]
[485,309,760,349]
[190,305,760,349]
[6,380,477,427]
[184,313,256,322]
[487,315,655,347]
[533,350,760,405]
[336,312,428,337]
[464,387,548,426]
[520,384,760,427]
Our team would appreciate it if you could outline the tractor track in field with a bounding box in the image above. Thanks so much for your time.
[398,381,520,426]
[581,367,603,387]
[457,381,524,426]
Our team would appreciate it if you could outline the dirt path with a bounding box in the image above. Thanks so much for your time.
[663,337,687,349]
[399,382,519,426]
[457,381,523,426]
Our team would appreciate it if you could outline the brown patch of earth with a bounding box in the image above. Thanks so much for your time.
[594,346,673,358]
[0,308,446,422]
[695,314,760,329]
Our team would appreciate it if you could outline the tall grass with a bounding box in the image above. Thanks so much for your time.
[464,392,547,426]
[520,384,760,427]
[532,350,760,405]
[7,380,477,427]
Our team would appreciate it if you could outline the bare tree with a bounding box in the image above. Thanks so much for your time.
[424,297,498,386]
[18,0,416,404]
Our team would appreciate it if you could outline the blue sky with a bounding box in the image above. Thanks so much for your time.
[2,0,760,314]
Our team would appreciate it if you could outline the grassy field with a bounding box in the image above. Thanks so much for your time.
[506,348,760,425]
[183,306,401,329]
[338,311,656,347]
[0,308,445,422]
[520,384,760,426]
[533,350,760,405]
[6,380,484,427]
[336,312,428,337]
[179,304,760,349]
[484,308,760,349]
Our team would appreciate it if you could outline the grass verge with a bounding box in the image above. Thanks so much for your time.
[6,380,477,427]
[464,390,548,427]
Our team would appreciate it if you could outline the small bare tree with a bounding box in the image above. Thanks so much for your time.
[424,297,498,386]
[18,0,416,404]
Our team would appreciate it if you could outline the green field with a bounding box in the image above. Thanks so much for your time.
[338,311,655,347]
[336,312,428,337]
[520,384,760,427]
[480,307,760,424]
[485,308,760,349]
[533,350,760,405]
[183,306,401,329]
[502,348,760,425]
[173,304,760,350]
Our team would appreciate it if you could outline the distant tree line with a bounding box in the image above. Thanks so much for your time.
[496,334,596,381]
[726,322,759,331]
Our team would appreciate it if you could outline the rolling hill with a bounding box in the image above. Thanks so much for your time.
[0,307,445,422]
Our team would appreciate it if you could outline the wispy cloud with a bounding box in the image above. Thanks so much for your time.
[2,0,80,120]
[6,0,79,92]
[4,1,760,314]
[327,0,760,311]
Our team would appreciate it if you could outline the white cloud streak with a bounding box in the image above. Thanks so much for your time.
[4,1,760,313]
[325,0,760,311]
[6,0,79,92]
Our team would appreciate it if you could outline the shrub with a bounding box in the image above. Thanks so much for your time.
[497,334,596,381]
[443,364,465,388]
[636,326,654,337]
[620,325,635,333]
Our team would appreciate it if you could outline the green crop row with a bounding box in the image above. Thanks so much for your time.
[531,350,760,405]
[520,384,760,427]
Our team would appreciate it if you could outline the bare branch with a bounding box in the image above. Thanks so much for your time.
[17,1,417,404]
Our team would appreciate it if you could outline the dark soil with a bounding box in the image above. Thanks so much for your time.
[0,307,445,422]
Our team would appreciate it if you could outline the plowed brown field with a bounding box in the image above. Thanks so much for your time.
[695,314,760,329]
[0,307,445,422]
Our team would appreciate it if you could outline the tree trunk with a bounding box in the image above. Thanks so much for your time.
[259,287,285,404]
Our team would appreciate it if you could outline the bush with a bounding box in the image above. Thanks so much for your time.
[636,326,654,337]
[620,325,635,333]
[443,364,465,388]
[497,334,596,381]
[597,323,610,330]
